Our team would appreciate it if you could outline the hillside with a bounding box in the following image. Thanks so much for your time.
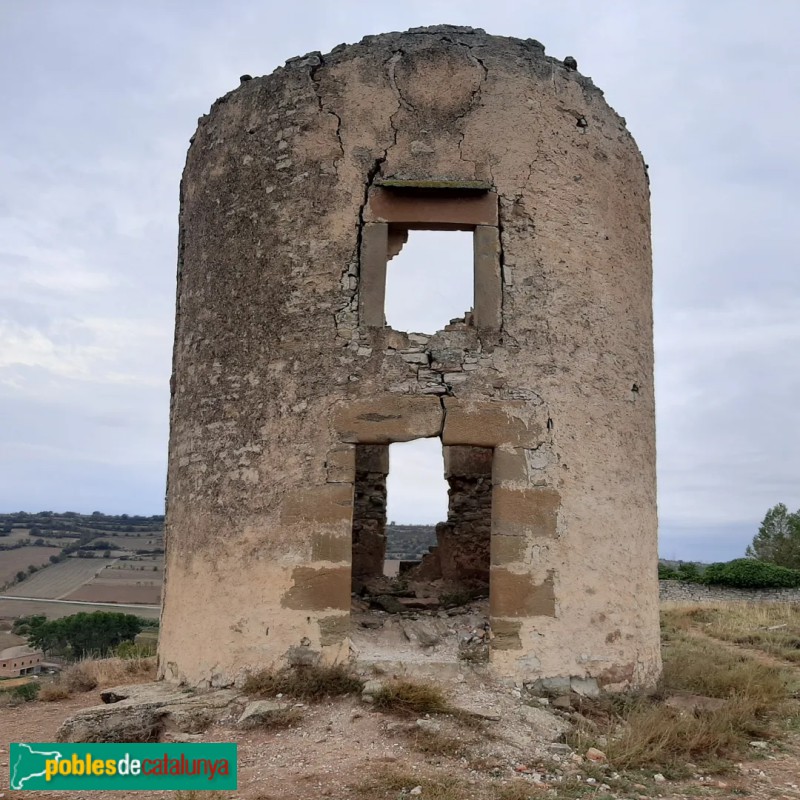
[0,512,164,620]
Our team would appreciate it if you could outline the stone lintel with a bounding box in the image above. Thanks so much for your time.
[442,398,543,448]
[365,187,498,227]
[375,178,493,191]
[333,395,443,443]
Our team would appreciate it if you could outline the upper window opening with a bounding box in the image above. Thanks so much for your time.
[384,230,473,335]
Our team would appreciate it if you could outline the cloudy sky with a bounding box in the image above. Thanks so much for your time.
[1,1,798,561]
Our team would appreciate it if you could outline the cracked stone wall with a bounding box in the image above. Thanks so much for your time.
[159,25,661,690]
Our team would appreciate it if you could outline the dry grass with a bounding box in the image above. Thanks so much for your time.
[38,683,72,701]
[243,663,363,701]
[662,635,790,701]
[352,767,551,800]
[408,728,471,758]
[371,679,452,716]
[681,603,800,663]
[569,608,798,774]
[351,766,467,800]
[39,655,155,701]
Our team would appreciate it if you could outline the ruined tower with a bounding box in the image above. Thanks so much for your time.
[159,26,661,690]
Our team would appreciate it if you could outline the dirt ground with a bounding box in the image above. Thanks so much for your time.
[1,677,798,800]
[2,602,800,800]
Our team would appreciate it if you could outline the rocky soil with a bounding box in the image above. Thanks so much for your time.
[1,667,799,800]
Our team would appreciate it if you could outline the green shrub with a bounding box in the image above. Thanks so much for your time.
[10,682,40,702]
[676,562,702,582]
[701,558,800,589]
[658,563,680,580]
[114,641,156,659]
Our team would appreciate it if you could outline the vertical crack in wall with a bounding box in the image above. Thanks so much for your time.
[309,56,345,173]
[387,50,415,112]
[308,55,353,341]
[444,38,488,172]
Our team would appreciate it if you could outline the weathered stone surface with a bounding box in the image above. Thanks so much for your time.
[441,399,544,448]
[238,700,290,729]
[492,487,561,539]
[518,704,570,741]
[58,683,242,743]
[332,396,443,443]
[408,445,492,586]
[351,444,389,583]
[58,708,165,744]
[281,566,350,610]
[160,25,660,692]
[490,569,556,617]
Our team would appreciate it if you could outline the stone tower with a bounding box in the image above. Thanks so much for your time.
[159,25,661,690]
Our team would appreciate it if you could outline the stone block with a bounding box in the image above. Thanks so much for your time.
[444,445,493,478]
[492,447,528,484]
[474,225,502,329]
[280,566,350,610]
[490,533,526,566]
[360,222,388,327]
[442,398,543,448]
[333,395,444,443]
[490,568,555,617]
[326,444,355,483]
[355,443,390,473]
[490,618,522,650]
[492,486,560,538]
[238,700,289,729]
[311,531,350,563]
[364,187,498,227]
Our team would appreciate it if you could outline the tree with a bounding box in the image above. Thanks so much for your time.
[28,612,144,658]
[12,614,47,635]
[746,503,800,569]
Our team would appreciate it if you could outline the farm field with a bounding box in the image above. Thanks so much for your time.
[0,597,160,620]
[0,530,79,547]
[4,557,112,599]
[105,560,162,573]
[64,562,162,605]
[0,547,63,585]
[90,535,163,550]
[65,583,161,604]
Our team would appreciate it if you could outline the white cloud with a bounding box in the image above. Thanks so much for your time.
[0,1,797,553]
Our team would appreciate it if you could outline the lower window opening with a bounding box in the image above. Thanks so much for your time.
[350,439,492,664]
